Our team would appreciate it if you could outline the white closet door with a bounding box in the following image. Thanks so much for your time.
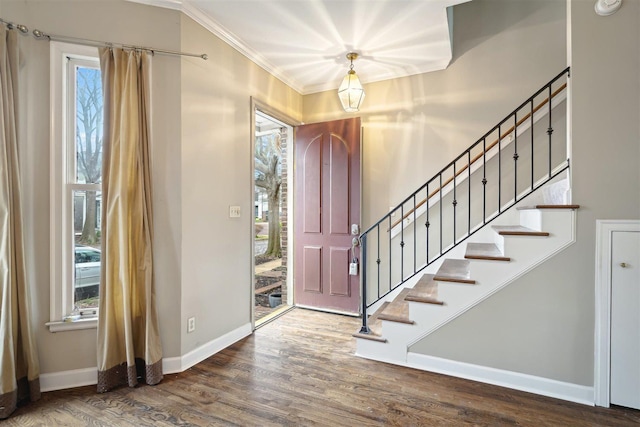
[610,231,640,409]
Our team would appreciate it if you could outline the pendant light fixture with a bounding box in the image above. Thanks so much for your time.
[338,52,365,112]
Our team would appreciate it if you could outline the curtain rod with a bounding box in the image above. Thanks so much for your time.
[32,29,208,60]
[0,18,29,34]
[0,17,207,60]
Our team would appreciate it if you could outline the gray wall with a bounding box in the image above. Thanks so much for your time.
[363,102,568,304]
[8,0,636,392]
[410,0,640,386]
[4,0,301,375]
[303,0,570,374]
[5,0,184,373]
[177,15,301,354]
[303,0,567,232]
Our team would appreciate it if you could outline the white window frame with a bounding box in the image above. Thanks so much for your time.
[48,42,101,332]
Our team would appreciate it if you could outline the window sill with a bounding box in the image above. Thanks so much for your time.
[46,317,98,332]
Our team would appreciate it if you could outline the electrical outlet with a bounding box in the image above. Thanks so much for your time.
[187,317,196,333]
[229,205,241,218]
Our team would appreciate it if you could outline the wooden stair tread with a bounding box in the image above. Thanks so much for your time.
[352,332,387,342]
[368,301,390,320]
[433,259,476,284]
[517,204,580,210]
[377,288,414,324]
[405,274,444,305]
[465,243,510,262]
[492,225,549,236]
[364,301,389,336]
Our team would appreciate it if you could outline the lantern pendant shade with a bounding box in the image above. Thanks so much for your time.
[338,52,365,112]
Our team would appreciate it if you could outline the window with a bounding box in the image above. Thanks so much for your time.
[49,43,102,331]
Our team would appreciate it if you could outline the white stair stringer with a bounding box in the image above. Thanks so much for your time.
[354,206,577,366]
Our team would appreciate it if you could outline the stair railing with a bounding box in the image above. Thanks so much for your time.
[358,67,570,334]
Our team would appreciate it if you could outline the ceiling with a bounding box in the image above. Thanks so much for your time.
[134,0,470,94]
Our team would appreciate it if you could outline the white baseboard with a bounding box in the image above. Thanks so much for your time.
[40,367,97,392]
[167,322,252,374]
[407,352,594,406]
[40,323,252,392]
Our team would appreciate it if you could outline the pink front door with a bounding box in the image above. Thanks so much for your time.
[294,118,361,314]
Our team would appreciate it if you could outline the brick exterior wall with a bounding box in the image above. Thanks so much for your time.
[279,127,288,303]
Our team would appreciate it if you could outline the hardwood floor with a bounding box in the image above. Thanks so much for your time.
[7,308,640,426]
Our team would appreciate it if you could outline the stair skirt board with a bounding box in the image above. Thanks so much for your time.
[405,353,594,406]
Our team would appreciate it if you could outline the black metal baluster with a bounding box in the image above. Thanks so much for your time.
[482,138,487,224]
[531,99,534,191]
[439,174,443,255]
[548,85,553,178]
[388,215,392,293]
[453,163,457,245]
[359,233,370,334]
[498,126,502,213]
[400,205,404,281]
[376,225,381,302]
[413,194,416,274]
[468,150,471,236]
[425,184,430,265]
[513,112,519,202]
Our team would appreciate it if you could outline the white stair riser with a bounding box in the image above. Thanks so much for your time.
[356,338,391,358]
[519,209,542,230]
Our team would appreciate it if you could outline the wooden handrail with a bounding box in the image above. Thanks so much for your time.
[389,82,567,230]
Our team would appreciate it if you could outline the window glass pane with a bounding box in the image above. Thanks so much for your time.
[75,66,103,185]
[73,189,101,311]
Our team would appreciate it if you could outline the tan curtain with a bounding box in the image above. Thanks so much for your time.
[97,48,162,392]
[0,26,41,419]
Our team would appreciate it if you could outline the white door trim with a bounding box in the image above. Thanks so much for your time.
[594,219,640,407]
[250,98,301,329]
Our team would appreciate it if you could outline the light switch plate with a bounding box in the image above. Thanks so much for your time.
[229,205,241,218]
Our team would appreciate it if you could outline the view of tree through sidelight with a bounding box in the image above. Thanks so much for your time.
[72,64,103,311]
[255,128,282,257]
[254,110,290,323]
[76,66,103,245]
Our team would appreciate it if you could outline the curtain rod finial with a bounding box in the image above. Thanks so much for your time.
[201,54,208,60]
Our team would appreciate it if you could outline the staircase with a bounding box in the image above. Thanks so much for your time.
[354,191,579,364]
[352,68,576,374]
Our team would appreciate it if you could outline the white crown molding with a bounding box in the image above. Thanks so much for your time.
[126,0,303,93]
[180,2,306,94]
[127,0,456,95]
[127,0,183,11]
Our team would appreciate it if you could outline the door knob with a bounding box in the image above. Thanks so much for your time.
[620,262,628,268]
